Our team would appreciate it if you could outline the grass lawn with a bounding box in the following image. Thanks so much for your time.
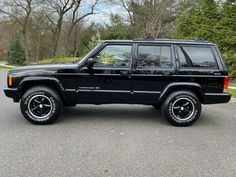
[229,82,236,87]
[0,65,14,70]
[227,88,236,98]
[0,57,80,70]
[35,57,80,64]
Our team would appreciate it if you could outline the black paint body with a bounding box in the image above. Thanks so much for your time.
[4,40,231,105]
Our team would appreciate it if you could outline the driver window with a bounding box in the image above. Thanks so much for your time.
[94,45,132,68]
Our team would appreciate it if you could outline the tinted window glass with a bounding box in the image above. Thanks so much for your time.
[177,46,217,69]
[137,45,172,68]
[94,45,132,67]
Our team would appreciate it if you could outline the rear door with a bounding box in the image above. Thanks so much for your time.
[131,42,175,104]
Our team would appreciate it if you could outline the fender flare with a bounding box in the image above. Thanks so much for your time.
[158,82,203,103]
[18,77,69,104]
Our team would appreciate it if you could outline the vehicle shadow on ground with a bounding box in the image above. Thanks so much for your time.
[57,105,220,127]
[58,105,168,125]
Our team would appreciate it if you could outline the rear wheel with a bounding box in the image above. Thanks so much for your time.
[161,91,201,126]
[20,86,63,125]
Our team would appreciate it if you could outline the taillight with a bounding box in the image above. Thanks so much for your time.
[8,74,13,87]
[224,76,229,91]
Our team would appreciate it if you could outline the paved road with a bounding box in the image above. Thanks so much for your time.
[0,70,236,177]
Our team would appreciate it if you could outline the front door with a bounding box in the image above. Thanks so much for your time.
[77,43,134,103]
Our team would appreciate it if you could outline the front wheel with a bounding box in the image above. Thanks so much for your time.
[20,86,63,125]
[161,91,202,126]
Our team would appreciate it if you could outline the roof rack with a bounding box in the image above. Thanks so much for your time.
[133,37,208,43]
[194,38,208,43]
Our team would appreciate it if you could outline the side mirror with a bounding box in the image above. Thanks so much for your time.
[86,58,95,69]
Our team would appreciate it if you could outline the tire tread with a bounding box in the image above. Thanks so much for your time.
[20,85,63,125]
[161,90,202,126]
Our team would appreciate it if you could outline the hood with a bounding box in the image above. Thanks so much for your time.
[9,63,79,76]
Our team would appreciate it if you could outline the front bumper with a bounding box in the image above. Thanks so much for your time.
[203,92,231,104]
[4,88,20,102]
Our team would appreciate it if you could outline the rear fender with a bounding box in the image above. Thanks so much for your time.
[158,82,203,104]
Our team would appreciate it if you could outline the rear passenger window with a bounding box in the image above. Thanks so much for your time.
[137,45,172,69]
[177,46,218,69]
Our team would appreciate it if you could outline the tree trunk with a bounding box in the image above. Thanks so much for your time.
[22,27,30,65]
[65,23,79,56]
[73,25,78,57]
[36,31,41,62]
[64,23,76,56]
[50,16,63,57]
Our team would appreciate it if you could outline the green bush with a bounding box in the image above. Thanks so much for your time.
[36,57,80,64]
[8,38,25,65]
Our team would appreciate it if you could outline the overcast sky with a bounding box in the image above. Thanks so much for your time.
[84,2,127,25]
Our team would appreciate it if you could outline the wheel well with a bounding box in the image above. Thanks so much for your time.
[159,87,203,104]
[19,81,68,105]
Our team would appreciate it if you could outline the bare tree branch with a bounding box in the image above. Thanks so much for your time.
[0,0,34,64]
[45,0,82,57]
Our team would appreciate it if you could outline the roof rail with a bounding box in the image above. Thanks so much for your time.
[133,37,155,41]
[133,37,208,43]
[195,38,208,43]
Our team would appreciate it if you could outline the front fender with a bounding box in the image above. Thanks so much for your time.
[18,77,69,104]
[19,77,64,91]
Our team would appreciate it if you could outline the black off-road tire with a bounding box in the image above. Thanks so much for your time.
[20,86,63,125]
[161,91,202,126]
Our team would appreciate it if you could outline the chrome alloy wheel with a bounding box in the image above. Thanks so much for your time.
[28,95,53,119]
[171,97,195,121]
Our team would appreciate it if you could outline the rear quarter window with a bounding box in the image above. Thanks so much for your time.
[176,45,218,69]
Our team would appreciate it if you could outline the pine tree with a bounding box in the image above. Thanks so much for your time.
[220,0,236,78]
[175,0,219,41]
[175,0,236,77]
[8,38,25,65]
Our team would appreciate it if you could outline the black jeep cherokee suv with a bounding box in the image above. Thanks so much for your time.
[4,39,231,126]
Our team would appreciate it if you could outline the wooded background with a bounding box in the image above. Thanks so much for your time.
[0,0,235,77]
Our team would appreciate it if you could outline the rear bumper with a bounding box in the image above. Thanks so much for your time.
[203,92,231,104]
[4,88,20,102]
